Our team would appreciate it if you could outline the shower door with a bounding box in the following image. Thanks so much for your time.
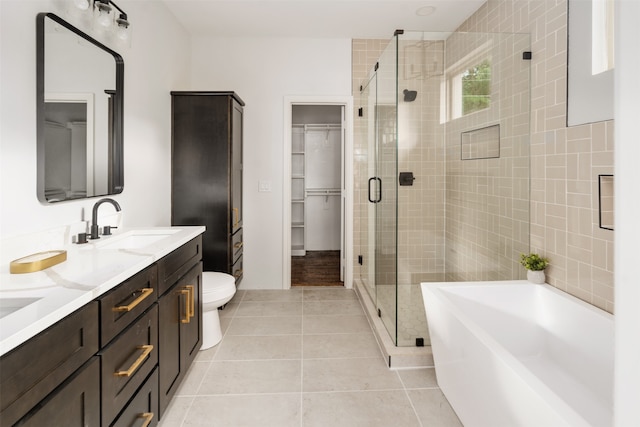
[359,73,377,302]
[360,42,399,345]
[374,43,399,345]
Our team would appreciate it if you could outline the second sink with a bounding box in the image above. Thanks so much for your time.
[91,229,180,250]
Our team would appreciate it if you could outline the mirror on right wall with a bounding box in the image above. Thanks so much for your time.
[36,12,124,203]
[567,0,614,126]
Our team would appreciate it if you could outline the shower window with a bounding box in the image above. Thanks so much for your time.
[442,44,492,121]
[461,59,491,115]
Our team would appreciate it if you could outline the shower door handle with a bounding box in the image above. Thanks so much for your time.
[368,178,375,203]
[368,177,382,203]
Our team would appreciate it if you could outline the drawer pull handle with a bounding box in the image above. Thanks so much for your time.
[234,241,243,250]
[233,269,243,279]
[112,288,154,312]
[186,285,195,318]
[114,344,153,377]
[179,289,190,323]
[138,412,154,427]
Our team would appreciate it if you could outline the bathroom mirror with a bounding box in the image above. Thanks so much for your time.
[37,12,124,203]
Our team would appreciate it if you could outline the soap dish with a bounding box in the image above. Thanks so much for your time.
[10,250,67,274]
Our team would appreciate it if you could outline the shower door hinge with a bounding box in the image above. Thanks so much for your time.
[416,338,424,347]
[358,255,363,265]
[374,62,379,71]
[377,308,381,317]
[358,108,363,117]
[359,85,363,92]
[522,51,532,60]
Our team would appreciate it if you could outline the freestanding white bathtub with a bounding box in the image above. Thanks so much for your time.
[421,280,613,427]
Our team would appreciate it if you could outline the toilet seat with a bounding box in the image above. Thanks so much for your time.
[202,272,236,305]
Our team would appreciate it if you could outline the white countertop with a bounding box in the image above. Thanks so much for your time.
[0,226,205,356]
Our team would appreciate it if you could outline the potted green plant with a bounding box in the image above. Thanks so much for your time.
[519,253,549,284]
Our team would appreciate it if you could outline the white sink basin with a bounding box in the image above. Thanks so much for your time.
[0,297,42,319]
[91,229,180,250]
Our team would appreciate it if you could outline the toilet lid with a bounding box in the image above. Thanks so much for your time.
[202,271,236,294]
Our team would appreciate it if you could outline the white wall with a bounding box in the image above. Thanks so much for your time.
[0,0,190,238]
[189,37,351,289]
[614,1,640,424]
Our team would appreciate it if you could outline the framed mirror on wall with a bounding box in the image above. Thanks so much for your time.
[36,12,124,203]
[567,0,614,126]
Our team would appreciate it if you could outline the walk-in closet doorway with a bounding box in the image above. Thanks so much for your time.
[283,96,353,289]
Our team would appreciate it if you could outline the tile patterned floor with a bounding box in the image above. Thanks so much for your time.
[158,287,462,427]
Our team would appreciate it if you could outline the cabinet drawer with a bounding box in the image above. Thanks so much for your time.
[157,236,202,296]
[101,305,158,427]
[100,265,158,346]
[0,302,99,427]
[232,255,243,284]
[232,228,243,264]
[111,368,158,427]
[17,356,100,427]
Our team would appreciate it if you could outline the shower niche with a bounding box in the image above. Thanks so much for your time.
[356,31,531,348]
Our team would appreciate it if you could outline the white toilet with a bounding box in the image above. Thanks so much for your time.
[201,272,236,350]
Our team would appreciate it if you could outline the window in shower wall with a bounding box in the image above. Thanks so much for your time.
[461,59,491,114]
[442,46,492,122]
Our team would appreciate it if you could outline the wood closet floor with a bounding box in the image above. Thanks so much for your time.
[291,250,343,287]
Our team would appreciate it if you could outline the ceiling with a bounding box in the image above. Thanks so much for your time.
[161,0,487,39]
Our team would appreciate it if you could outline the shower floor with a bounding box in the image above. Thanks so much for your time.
[292,251,343,287]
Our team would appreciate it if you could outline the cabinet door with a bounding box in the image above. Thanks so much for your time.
[158,262,202,417]
[17,356,100,427]
[231,99,243,234]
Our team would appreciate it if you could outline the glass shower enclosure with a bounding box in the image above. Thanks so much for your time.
[357,30,531,347]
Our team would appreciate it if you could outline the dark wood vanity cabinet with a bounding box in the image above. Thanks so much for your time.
[158,239,203,417]
[0,235,203,427]
[171,91,244,283]
[0,302,100,426]
[16,357,101,427]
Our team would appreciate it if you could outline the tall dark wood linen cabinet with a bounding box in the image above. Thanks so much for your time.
[171,92,244,284]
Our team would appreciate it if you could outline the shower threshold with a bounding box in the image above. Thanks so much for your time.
[354,280,433,369]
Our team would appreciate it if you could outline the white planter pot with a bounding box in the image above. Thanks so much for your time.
[527,270,546,284]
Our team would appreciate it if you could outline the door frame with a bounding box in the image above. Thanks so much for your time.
[283,96,354,289]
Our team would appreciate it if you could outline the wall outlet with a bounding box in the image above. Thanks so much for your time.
[259,180,272,192]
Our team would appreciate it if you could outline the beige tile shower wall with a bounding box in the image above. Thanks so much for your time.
[443,31,531,282]
[457,0,614,312]
[397,40,447,285]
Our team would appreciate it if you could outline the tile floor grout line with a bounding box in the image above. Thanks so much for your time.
[175,395,196,427]
[300,291,305,427]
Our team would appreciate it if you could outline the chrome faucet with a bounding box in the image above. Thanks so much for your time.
[90,198,121,239]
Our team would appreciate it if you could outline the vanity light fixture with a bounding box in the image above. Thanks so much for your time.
[71,0,131,42]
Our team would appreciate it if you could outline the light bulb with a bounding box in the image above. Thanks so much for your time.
[116,14,130,41]
[97,8,112,27]
[117,26,129,41]
[95,1,112,27]
[73,0,90,11]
